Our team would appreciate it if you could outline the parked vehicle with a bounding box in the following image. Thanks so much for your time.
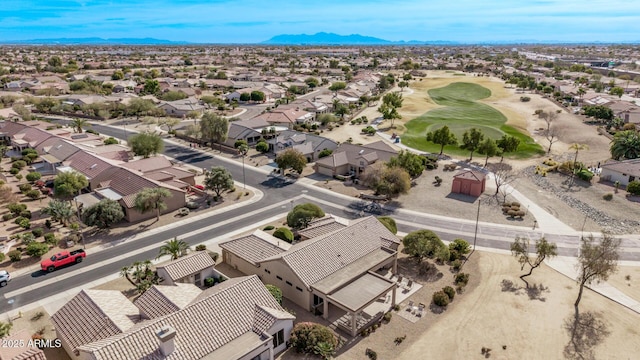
[0,270,11,287]
[40,249,86,272]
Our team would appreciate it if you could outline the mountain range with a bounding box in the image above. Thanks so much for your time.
[261,32,457,45]
[1,37,189,45]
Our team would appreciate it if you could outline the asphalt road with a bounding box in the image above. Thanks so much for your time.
[1,120,638,313]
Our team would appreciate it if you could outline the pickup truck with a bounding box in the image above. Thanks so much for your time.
[0,270,10,287]
[41,249,86,272]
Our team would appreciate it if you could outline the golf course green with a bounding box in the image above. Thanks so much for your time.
[402,82,544,158]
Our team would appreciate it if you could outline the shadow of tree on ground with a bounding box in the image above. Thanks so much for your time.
[563,311,610,360]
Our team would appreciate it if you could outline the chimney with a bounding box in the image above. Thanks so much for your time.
[156,325,177,356]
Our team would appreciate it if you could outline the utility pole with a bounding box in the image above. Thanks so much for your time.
[464,198,481,266]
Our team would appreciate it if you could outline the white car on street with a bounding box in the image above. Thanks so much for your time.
[0,270,11,287]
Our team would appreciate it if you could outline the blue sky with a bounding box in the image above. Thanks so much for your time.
[1,0,638,43]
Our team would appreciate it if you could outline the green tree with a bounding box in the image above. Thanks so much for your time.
[575,234,620,312]
[388,150,425,178]
[318,149,333,158]
[378,92,404,127]
[256,140,269,153]
[510,236,558,288]
[54,170,88,202]
[160,91,188,102]
[26,172,42,183]
[199,112,228,152]
[82,199,125,228]
[273,227,294,243]
[582,105,613,121]
[42,199,75,226]
[104,137,119,145]
[569,143,589,172]
[265,284,283,305]
[111,70,124,80]
[287,203,325,230]
[609,86,624,98]
[204,166,234,197]
[496,135,521,161]
[157,237,190,260]
[159,118,181,133]
[461,128,484,160]
[610,130,640,160]
[133,187,172,221]
[289,323,338,356]
[305,77,319,88]
[70,118,89,133]
[426,125,458,155]
[448,239,471,260]
[275,148,307,174]
[142,79,160,95]
[127,98,156,119]
[328,81,346,95]
[250,91,265,102]
[477,137,499,166]
[361,163,411,197]
[627,180,640,195]
[128,132,164,158]
[402,229,449,263]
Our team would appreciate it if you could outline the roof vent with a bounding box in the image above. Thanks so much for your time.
[359,150,364,154]
[156,325,177,356]
[90,164,97,169]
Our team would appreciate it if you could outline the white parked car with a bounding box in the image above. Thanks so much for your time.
[0,270,11,287]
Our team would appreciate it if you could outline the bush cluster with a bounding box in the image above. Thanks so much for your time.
[433,291,450,307]
[455,273,470,287]
[289,323,338,355]
[273,227,294,243]
[443,286,456,300]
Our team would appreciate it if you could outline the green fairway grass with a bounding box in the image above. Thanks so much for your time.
[402,82,544,158]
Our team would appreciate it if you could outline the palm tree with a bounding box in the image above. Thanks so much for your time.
[569,143,589,170]
[0,144,7,158]
[576,87,586,106]
[133,187,172,221]
[71,118,89,133]
[610,130,640,160]
[42,199,75,227]
[157,237,190,260]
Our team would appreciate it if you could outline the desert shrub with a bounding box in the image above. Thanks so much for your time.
[195,244,206,251]
[511,201,521,207]
[8,250,22,262]
[287,203,324,229]
[26,242,49,257]
[377,216,397,234]
[44,233,57,245]
[455,273,470,286]
[31,228,44,238]
[204,277,215,287]
[12,160,27,169]
[19,218,31,229]
[290,322,338,355]
[19,210,31,219]
[507,209,517,218]
[263,225,275,231]
[520,96,530,102]
[45,219,52,229]
[575,169,594,182]
[443,286,456,300]
[26,190,40,200]
[366,348,378,360]
[273,227,294,243]
[207,251,219,262]
[20,233,35,245]
[256,141,269,153]
[265,284,283,305]
[627,181,640,195]
[10,168,19,175]
[449,239,471,260]
[452,259,462,271]
[26,172,42,183]
[433,291,450,307]
[15,174,23,181]
[2,213,14,221]
[0,253,4,262]
[383,312,392,322]
[18,183,32,194]
[602,193,613,201]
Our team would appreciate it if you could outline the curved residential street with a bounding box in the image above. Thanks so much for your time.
[1,120,639,315]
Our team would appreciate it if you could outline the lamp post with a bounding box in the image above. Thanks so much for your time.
[464,198,481,266]
[123,121,127,140]
[238,144,248,189]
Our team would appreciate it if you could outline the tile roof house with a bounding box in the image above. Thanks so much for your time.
[252,108,314,128]
[61,151,122,190]
[224,119,267,147]
[158,98,205,117]
[90,167,186,222]
[156,251,217,287]
[314,141,398,178]
[600,158,640,186]
[120,156,195,188]
[269,130,338,161]
[0,329,47,360]
[297,215,349,240]
[54,275,294,360]
[51,289,142,358]
[220,216,400,336]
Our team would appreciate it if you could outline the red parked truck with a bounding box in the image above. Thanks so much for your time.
[40,249,86,272]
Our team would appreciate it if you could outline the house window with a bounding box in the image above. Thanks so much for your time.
[194,273,201,285]
[265,269,271,274]
[276,275,283,281]
[296,286,303,292]
[286,281,292,286]
[272,329,285,348]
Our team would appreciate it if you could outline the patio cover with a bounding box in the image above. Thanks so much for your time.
[327,272,395,313]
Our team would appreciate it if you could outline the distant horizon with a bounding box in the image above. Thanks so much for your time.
[1,1,639,44]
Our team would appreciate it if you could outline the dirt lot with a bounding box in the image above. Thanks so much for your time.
[3,307,70,360]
